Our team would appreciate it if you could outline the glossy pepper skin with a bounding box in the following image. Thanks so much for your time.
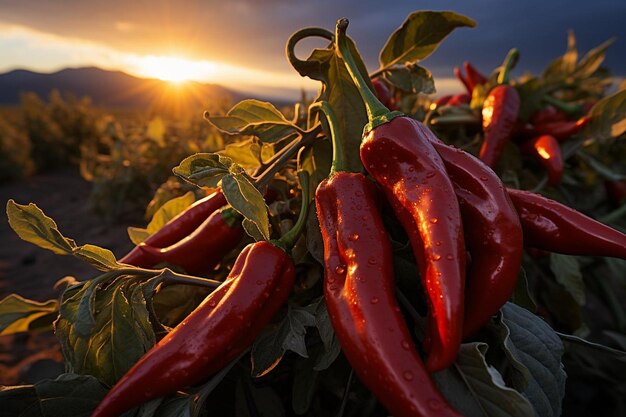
[463,61,487,91]
[431,94,453,109]
[371,78,395,110]
[479,85,521,167]
[507,189,626,258]
[521,135,564,186]
[316,172,462,417]
[360,117,466,372]
[119,190,227,267]
[533,116,590,141]
[447,93,471,106]
[91,241,295,417]
[429,142,523,338]
[137,208,244,275]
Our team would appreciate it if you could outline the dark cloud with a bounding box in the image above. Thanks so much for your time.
[0,0,624,78]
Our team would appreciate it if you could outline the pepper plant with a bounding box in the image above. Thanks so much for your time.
[1,10,626,417]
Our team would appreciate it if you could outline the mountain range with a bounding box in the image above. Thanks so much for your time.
[0,67,246,111]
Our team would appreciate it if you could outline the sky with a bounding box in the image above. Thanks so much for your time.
[0,0,625,99]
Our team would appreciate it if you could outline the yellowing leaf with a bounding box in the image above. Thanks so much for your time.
[0,294,58,335]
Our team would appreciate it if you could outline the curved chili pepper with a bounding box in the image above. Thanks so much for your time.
[429,142,523,338]
[137,207,244,275]
[507,188,626,258]
[431,94,453,110]
[371,78,395,110]
[119,190,227,267]
[479,85,520,167]
[522,135,564,186]
[447,93,471,106]
[533,116,590,141]
[92,241,295,417]
[454,66,472,94]
[337,19,465,372]
[463,61,487,91]
[317,172,463,417]
[530,106,568,126]
[479,49,521,168]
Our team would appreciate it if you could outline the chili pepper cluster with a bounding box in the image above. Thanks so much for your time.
[432,52,592,187]
[87,16,626,417]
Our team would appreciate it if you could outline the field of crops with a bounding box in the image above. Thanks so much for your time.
[1,10,626,417]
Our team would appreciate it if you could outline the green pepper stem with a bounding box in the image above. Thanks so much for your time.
[542,95,582,115]
[335,18,403,132]
[497,48,519,85]
[286,27,334,73]
[309,101,346,175]
[276,170,311,250]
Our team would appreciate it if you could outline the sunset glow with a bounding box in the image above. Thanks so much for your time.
[131,55,219,84]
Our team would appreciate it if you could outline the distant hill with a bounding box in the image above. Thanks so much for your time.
[0,67,244,112]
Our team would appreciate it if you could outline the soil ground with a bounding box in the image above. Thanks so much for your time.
[0,169,135,385]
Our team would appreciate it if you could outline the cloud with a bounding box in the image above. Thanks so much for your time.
[0,0,624,97]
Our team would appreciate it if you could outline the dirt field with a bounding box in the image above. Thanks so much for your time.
[0,169,136,385]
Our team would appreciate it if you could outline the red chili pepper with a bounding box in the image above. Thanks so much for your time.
[604,180,626,205]
[371,78,395,110]
[316,171,463,417]
[454,66,472,94]
[337,20,466,372]
[430,142,523,338]
[479,49,521,168]
[507,188,626,258]
[447,93,471,106]
[137,207,244,275]
[119,190,227,267]
[91,241,296,417]
[521,135,564,186]
[530,106,568,126]
[532,116,590,141]
[431,94,453,110]
[463,61,487,91]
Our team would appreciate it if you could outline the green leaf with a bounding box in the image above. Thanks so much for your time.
[6,200,123,272]
[498,303,567,417]
[511,268,537,312]
[576,150,626,181]
[251,304,316,377]
[379,11,475,68]
[73,244,121,272]
[0,373,108,417]
[173,153,233,188]
[145,191,197,237]
[293,37,369,173]
[55,276,156,385]
[586,89,626,142]
[206,99,299,143]
[549,254,586,305]
[559,332,626,389]
[434,343,535,417]
[0,294,58,335]
[574,38,615,79]
[221,171,269,241]
[313,299,341,370]
[219,139,264,169]
[542,31,577,81]
[6,199,77,255]
[128,227,151,246]
[383,64,436,94]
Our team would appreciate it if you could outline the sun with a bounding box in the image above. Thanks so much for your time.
[132,55,218,84]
